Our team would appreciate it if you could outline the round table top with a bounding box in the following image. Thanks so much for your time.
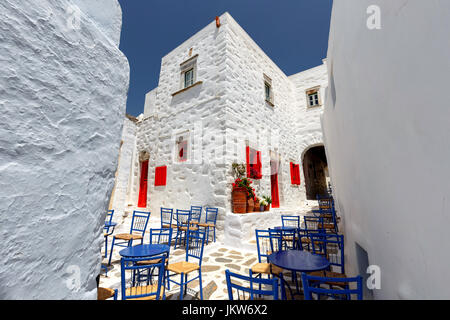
[268,250,330,272]
[119,244,170,258]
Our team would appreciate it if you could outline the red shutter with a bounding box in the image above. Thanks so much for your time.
[155,166,167,186]
[295,164,301,185]
[138,160,149,207]
[246,146,250,178]
[290,162,295,184]
[256,151,262,179]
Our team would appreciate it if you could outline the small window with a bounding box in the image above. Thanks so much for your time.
[306,86,321,107]
[180,54,198,90]
[184,68,194,88]
[154,166,167,186]
[176,134,189,163]
[246,146,262,179]
[263,73,274,106]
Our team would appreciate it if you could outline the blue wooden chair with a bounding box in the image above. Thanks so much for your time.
[225,269,279,300]
[281,215,300,229]
[250,229,283,278]
[103,209,116,258]
[166,230,206,300]
[308,233,346,280]
[189,206,202,226]
[160,207,176,230]
[173,209,198,249]
[97,287,118,300]
[120,255,166,300]
[197,207,218,244]
[301,273,363,300]
[108,210,151,266]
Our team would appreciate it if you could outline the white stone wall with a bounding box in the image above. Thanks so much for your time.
[114,12,327,246]
[0,0,129,299]
[322,0,450,299]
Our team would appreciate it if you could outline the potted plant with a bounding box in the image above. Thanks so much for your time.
[231,163,250,214]
[262,196,272,211]
[253,196,260,212]
[259,198,268,211]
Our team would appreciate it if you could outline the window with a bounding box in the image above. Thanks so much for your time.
[175,133,189,163]
[246,146,262,179]
[154,166,167,186]
[178,140,188,162]
[184,68,194,88]
[306,86,321,107]
[263,73,274,106]
[290,162,301,185]
[180,54,198,89]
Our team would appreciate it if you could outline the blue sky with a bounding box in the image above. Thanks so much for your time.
[118,0,333,116]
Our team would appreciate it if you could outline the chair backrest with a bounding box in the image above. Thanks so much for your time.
[130,210,151,236]
[281,215,300,228]
[255,229,281,263]
[185,229,206,266]
[301,273,363,300]
[308,233,345,274]
[149,228,173,253]
[174,209,191,228]
[317,195,334,210]
[303,216,326,234]
[225,269,279,300]
[190,206,202,223]
[120,256,166,300]
[269,228,297,250]
[160,207,173,228]
[104,210,115,232]
[205,207,219,224]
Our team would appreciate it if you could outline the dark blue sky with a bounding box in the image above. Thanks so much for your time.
[118,0,333,116]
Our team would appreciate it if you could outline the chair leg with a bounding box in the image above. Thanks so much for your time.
[179,273,184,300]
[184,273,188,296]
[198,270,203,300]
[166,270,171,290]
[213,227,216,242]
[104,236,108,258]
[108,237,116,266]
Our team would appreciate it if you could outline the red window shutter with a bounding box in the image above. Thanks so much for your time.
[256,151,262,179]
[155,166,167,186]
[290,162,295,184]
[246,146,250,178]
[138,160,149,207]
[295,164,301,185]
[290,163,301,185]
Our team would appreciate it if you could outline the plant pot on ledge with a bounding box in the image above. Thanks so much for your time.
[232,187,247,214]
[264,204,270,211]
[247,198,254,213]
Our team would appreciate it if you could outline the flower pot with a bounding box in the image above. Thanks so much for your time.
[247,198,254,213]
[264,204,270,211]
[260,205,264,212]
[232,187,247,213]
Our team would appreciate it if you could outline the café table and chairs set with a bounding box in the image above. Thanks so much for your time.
[102,205,218,300]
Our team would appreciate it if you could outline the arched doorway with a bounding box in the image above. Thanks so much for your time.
[302,145,329,200]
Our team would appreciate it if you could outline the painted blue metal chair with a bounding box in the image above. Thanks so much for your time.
[197,207,218,244]
[97,287,118,300]
[225,269,280,300]
[160,207,176,230]
[301,273,363,300]
[308,233,346,276]
[173,209,198,249]
[120,255,166,300]
[189,206,202,225]
[166,230,206,300]
[281,215,300,229]
[108,210,151,266]
[250,229,283,278]
[103,209,116,258]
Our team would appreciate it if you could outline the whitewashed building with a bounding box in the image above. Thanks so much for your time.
[111,13,329,246]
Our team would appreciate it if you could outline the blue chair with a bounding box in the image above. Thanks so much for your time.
[251,230,283,277]
[301,273,363,300]
[190,206,202,225]
[225,269,279,300]
[308,233,346,278]
[166,230,206,300]
[97,287,118,300]
[173,209,198,249]
[160,207,176,230]
[281,215,300,229]
[198,207,218,244]
[108,210,151,266]
[103,210,116,258]
[120,256,166,300]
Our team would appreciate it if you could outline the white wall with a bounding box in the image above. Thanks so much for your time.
[0,0,129,299]
[322,0,450,299]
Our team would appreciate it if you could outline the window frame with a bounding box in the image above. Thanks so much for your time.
[306,86,322,108]
[263,73,274,106]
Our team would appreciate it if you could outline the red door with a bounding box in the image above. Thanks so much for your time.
[138,160,149,208]
[270,158,280,208]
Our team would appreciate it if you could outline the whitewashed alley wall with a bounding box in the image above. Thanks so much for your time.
[322,0,450,299]
[0,0,129,299]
